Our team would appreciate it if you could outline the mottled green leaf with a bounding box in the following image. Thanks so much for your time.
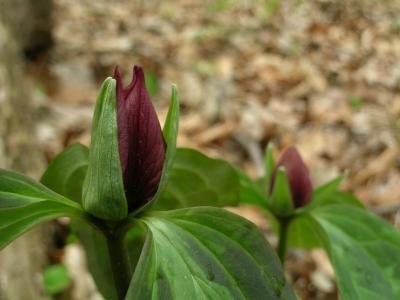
[127,207,295,300]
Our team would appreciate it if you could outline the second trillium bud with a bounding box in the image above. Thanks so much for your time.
[268,146,313,216]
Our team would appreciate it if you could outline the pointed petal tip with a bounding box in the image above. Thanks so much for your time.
[113,65,121,80]
[133,65,146,85]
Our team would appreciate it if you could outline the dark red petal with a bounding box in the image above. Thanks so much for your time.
[272,147,313,208]
[113,65,166,211]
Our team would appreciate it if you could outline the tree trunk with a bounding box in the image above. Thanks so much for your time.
[0,1,53,299]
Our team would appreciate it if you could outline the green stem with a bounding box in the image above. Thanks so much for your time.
[277,218,289,264]
[106,230,132,300]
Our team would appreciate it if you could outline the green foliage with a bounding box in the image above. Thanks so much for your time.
[263,143,275,190]
[155,148,241,210]
[308,175,364,210]
[0,201,83,250]
[269,167,294,217]
[0,169,79,209]
[144,71,159,97]
[82,77,127,221]
[127,207,295,300]
[286,176,364,249]
[235,168,266,207]
[311,205,400,300]
[41,143,88,203]
[43,264,71,295]
[0,169,84,250]
[4,67,400,300]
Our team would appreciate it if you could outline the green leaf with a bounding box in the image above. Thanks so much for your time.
[270,167,294,217]
[0,168,85,250]
[307,175,363,210]
[286,213,322,249]
[41,143,89,203]
[310,190,364,210]
[43,264,71,295]
[310,205,400,300]
[0,169,80,209]
[154,148,242,210]
[0,201,84,249]
[135,85,179,214]
[236,169,266,207]
[127,207,296,300]
[313,175,345,199]
[286,177,363,249]
[82,77,127,221]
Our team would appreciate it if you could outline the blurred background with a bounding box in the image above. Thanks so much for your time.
[1,0,400,299]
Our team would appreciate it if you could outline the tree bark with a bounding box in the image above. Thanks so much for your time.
[0,1,53,299]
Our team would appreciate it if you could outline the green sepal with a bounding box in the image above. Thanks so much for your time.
[264,143,275,188]
[270,167,294,217]
[82,77,127,221]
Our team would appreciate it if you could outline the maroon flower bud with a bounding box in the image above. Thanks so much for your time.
[270,147,313,208]
[113,66,166,212]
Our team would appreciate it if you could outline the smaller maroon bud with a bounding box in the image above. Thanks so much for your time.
[113,65,166,212]
[270,147,313,208]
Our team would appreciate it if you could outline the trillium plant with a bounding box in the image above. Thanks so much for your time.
[1,65,400,300]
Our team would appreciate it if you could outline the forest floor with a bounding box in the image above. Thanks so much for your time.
[27,0,400,299]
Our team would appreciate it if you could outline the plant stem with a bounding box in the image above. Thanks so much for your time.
[106,230,132,300]
[277,217,289,264]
